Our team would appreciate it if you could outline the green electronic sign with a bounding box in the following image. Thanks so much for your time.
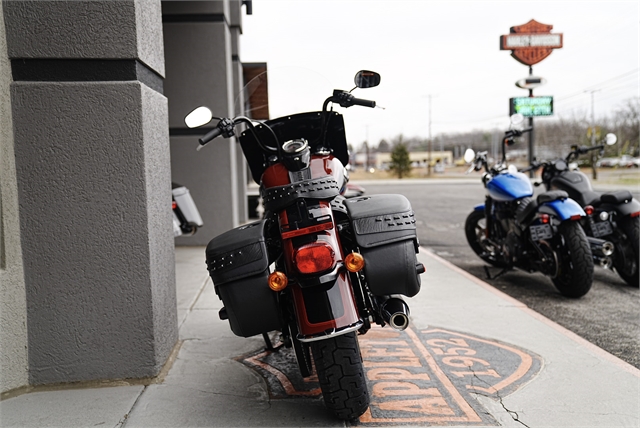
[510,96,553,117]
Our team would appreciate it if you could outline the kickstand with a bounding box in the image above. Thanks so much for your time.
[484,265,508,280]
[262,332,274,351]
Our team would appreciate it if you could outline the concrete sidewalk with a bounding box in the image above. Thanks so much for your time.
[1,246,639,427]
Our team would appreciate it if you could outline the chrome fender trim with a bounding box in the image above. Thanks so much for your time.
[296,321,363,343]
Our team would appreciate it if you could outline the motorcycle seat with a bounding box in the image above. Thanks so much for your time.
[537,190,569,204]
[579,191,602,207]
[601,190,634,205]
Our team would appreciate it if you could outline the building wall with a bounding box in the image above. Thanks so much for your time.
[3,0,177,387]
[230,1,248,222]
[0,0,249,393]
[0,0,29,394]
[163,0,246,246]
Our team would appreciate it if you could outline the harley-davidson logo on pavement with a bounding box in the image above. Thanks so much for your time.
[237,326,542,426]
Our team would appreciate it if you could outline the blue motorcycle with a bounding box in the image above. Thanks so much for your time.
[463,120,594,298]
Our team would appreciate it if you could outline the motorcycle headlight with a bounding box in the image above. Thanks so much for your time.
[282,139,308,154]
[281,139,310,172]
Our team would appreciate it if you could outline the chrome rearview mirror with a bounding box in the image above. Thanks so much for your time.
[185,106,213,128]
[354,70,381,89]
[510,113,525,126]
[464,148,475,163]
[605,133,617,146]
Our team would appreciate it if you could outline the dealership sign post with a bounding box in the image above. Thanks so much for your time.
[501,20,562,174]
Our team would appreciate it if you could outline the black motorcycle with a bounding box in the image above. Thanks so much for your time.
[523,134,640,287]
[464,121,594,298]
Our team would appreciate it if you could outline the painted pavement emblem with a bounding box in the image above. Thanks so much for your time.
[237,326,542,426]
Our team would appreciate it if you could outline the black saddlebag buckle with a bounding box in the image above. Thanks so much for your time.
[205,220,281,337]
[344,194,422,297]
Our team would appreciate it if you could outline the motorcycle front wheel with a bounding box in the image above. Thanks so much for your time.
[551,221,594,298]
[464,209,509,268]
[310,332,369,421]
[613,215,639,287]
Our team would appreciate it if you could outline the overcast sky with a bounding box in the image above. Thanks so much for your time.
[240,1,639,150]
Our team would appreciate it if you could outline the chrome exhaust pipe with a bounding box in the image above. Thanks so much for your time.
[601,241,615,257]
[379,297,410,331]
[588,237,615,257]
[599,257,613,270]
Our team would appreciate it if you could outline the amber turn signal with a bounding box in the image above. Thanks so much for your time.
[344,252,365,273]
[268,271,288,291]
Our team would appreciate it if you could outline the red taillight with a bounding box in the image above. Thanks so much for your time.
[584,205,594,216]
[172,201,177,210]
[631,211,640,218]
[540,214,550,224]
[570,214,582,221]
[294,243,335,274]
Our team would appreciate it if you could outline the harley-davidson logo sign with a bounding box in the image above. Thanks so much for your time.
[237,326,542,426]
[500,19,563,66]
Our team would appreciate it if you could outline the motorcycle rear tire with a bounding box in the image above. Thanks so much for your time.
[613,216,639,288]
[551,221,594,298]
[464,209,509,268]
[310,332,369,421]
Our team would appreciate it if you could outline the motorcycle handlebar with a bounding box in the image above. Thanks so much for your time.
[585,144,605,153]
[197,117,238,150]
[326,91,377,109]
[351,97,376,108]
[520,161,542,173]
[198,127,223,146]
[565,144,605,161]
[505,127,533,138]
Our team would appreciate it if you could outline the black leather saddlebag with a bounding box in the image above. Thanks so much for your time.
[205,220,281,337]
[343,194,423,297]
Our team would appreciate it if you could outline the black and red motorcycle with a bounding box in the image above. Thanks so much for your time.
[185,70,425,421]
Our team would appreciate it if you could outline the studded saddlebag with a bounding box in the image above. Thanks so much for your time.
[205,220,282,337]
[343,194,423,297]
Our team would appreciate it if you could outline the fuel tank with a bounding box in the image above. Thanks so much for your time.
[487,172,533,202]
[550,171,594,195]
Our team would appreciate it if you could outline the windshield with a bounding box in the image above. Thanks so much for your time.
[234,67,356,184]
[234,66,336,120]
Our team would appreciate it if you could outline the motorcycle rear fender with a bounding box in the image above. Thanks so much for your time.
[538,198,585,221]
[291,271,362,340]
[279,203,362,340]
[601,198,640,218]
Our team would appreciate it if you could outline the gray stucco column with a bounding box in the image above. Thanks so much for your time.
[4,0,177,385]
[0,0,28,394]
[163,0,247,246]
[230,0,249,223]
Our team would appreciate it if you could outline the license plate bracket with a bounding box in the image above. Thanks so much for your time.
[530,224,553,241]
[592,220,613,238]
